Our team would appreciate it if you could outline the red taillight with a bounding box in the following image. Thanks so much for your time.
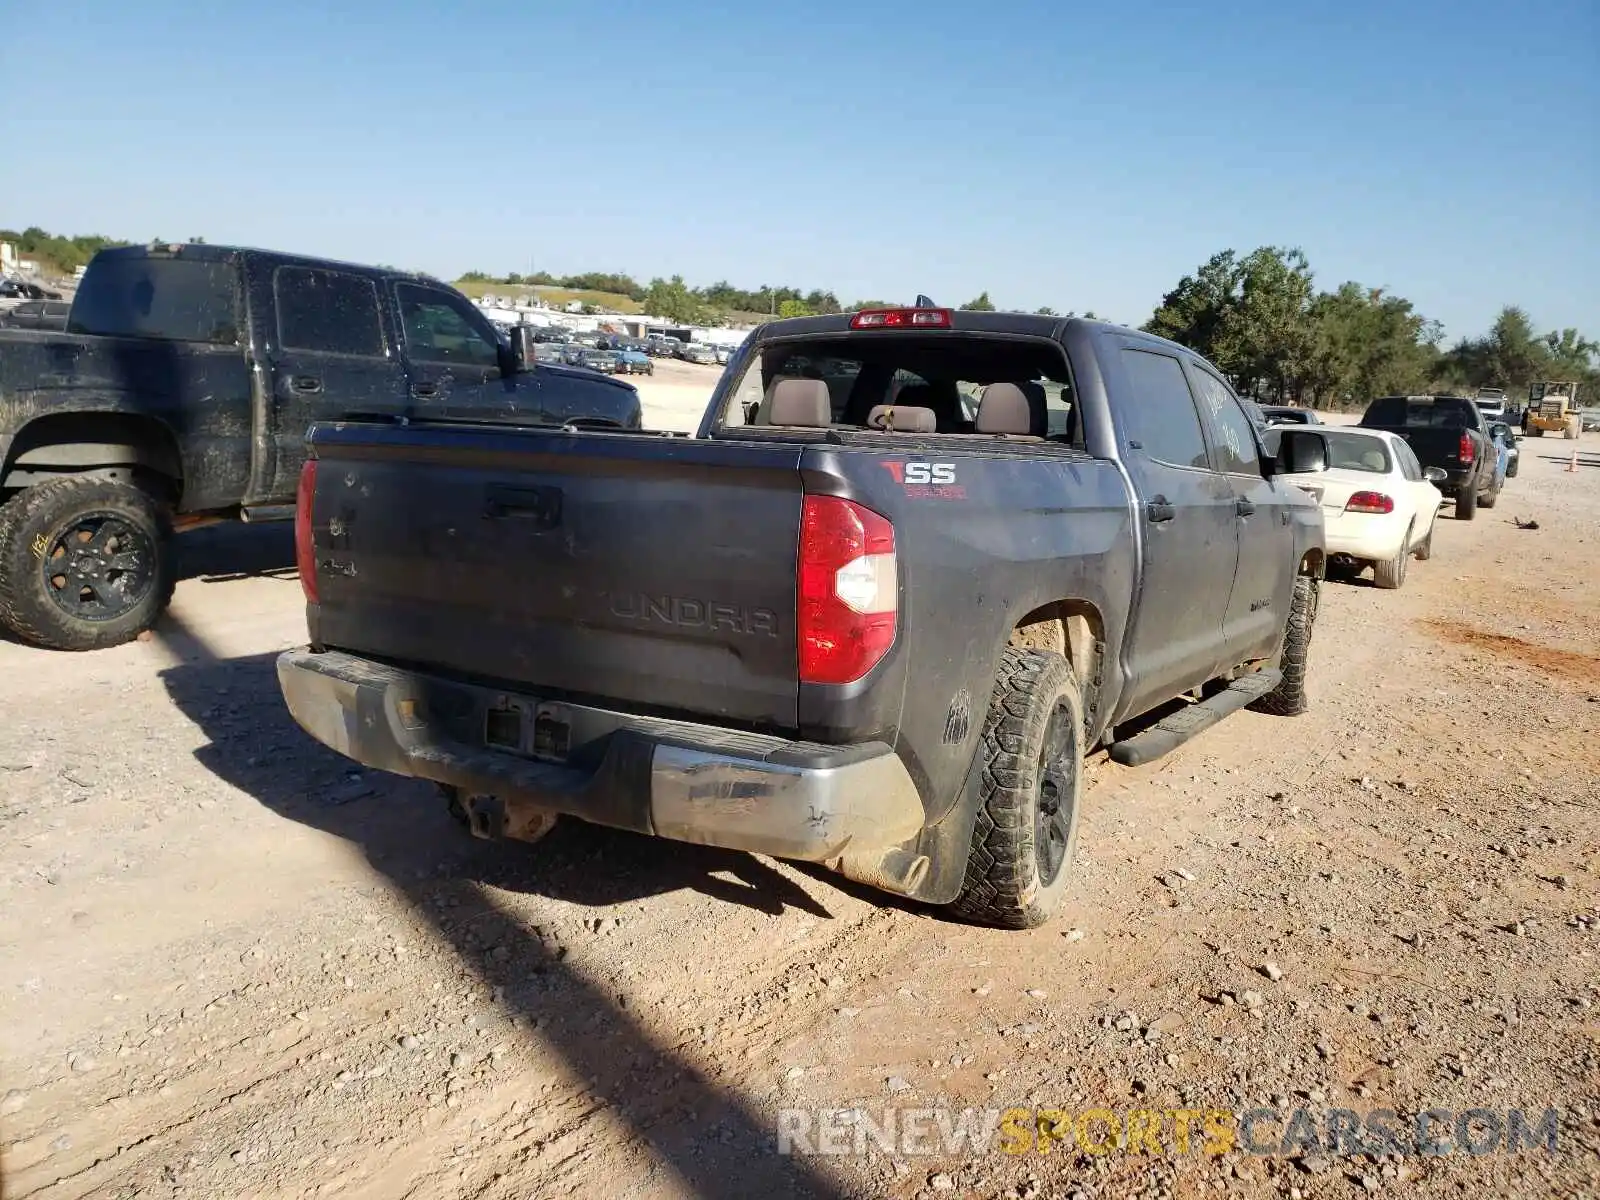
[1458,431,1475,464]
[295,459,319,604]
[1345,490,1394,515]
[798,496,897,685]
[850,308,953,330]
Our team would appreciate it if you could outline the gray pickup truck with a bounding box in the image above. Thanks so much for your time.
[278,309,1328,928]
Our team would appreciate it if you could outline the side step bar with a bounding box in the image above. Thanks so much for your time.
[1106,670,1282,767]
[241,504,297,523]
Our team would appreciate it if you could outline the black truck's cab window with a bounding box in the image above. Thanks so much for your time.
[275,267,386,357]
[395,284,499,369]
[68,257,240,344]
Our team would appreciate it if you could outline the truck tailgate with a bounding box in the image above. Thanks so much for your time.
[306,423,805,729]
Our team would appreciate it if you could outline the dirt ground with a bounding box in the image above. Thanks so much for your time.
[2,410,1597,1200]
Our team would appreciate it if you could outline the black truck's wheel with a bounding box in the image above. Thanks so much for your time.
[0,477,175,651]
[1250,576,1319,717]
[1455,485,1478,521]
[949,647,1083,930]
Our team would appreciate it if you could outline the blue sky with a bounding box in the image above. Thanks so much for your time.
[6,0,1597,340]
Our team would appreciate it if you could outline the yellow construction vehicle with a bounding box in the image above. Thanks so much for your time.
[1524,381,1582,439]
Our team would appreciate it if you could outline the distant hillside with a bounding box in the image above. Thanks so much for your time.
[452,279,645,315]
[1,227,129,276]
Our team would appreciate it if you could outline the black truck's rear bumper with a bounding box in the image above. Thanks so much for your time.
[276,648,927,864]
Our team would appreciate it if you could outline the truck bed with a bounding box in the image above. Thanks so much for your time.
[305,421,807,729]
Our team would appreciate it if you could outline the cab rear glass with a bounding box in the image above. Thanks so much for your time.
[716,334,1077,441]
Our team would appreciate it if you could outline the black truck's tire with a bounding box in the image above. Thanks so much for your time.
[1455,485,1478,521]
[1250,576,1318,717]
[0,476,175,651]
[949,647,1083,930]
[1373,527,1410,590]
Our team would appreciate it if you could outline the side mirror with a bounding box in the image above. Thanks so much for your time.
[507,324,535,373]
[1424,466,1447,484]
[1269,429,1328,476]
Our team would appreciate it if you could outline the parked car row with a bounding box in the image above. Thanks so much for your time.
[0,299,70,330]
[1260,391,1522,592]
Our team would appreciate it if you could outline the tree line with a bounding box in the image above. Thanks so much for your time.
[0,227,129,274]
[1143,246,1598,411]
[12,228,1595,406]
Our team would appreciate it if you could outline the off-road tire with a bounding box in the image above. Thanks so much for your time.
[1455,486,1478,521]
[1413,526,1433,561]
[1250,576,1318,717]
[1373,527,1410,590]
[949,647,1084,930]
[0,476,175,651]
[1505,455,1519,479]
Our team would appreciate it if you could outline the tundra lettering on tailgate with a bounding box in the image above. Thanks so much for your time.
[609,593,779,638]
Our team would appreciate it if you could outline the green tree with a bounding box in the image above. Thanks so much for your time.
[1035,306,1057,316]
[777,298,812,319]
[642,275,704,323]
[960,292,997,311]
[1145,246,1316,398]
[1303,284,1440,410]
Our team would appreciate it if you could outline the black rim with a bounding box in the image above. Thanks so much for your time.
[1034,700,1078,884]
[39,512,157,622]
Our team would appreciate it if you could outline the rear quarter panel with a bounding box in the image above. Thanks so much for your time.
[798,438,1136,827]
[0,329,253,509]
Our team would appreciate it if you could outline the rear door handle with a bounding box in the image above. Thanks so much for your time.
[291,375,323,394]
[1146,497,1176,524]
[411,382,439,399]
[1236,496,1257,518]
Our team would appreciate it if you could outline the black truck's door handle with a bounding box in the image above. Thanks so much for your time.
[411,382,439,399]
[1236,496,1257,518]
[290,375,323,394]
[1146,497,1176,523]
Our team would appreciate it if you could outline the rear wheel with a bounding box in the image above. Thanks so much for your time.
[1455,486,1478,521]
[1506,455,1519,479]
[0,476,175,651]
[1250,576,1318,716]
[1479,481,1499,510]
[950,647,1083,929]
[1374,526,1411,589]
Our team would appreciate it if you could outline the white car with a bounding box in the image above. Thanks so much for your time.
[1266,427,1444,590]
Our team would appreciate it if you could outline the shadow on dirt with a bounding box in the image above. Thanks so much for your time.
[1535,453,1598,468]
[158,644,850,1200]
[175,522,297,581]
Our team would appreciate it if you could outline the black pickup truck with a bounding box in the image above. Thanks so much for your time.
[278,308,1329,928]
[0,243,641,650]
[1358,394,1503,520]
